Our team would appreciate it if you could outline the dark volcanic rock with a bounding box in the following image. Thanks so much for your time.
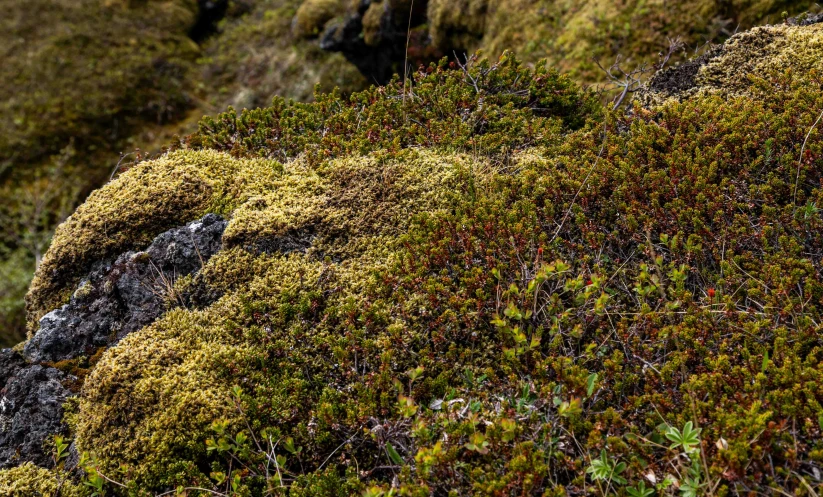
[645,45,722,99]
[790,12,823,26]
[319,0,448,85]
[24,214,227,363]
[0,350,25,387]
[0,365,73,468]
[0,215,228,469]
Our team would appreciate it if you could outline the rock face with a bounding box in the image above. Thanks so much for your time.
[0,362,72,469]
[320,0,441,85]
[0,214,226,469]
[24,214,227,363]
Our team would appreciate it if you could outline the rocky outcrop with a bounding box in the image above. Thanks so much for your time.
[24,214,227,364]
[319,0,446,84]
[0,214,226,469]
[0,363,72,469]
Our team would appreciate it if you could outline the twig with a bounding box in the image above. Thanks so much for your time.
[156,487,228,497]
[792,107,823,209]
[402,0,415,108]
[317,427,363,470]
[549,121,609,244]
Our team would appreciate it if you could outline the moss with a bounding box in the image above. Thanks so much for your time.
[0,249,32,346]
[427,0,488,49]
[73,145,492,487]
[643,22,823,105]
[199,0,367,107]
[0,0,200,172]
[0,463,83,497]
[362,1,386,46]
[223,150,470,257]
[426,0,816,85]
[26,149,282,332]
[293,0,346,38]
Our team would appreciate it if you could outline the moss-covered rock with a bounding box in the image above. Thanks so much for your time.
[7,13,823,497]
[643,20,823,105]
[2,0,818,345]
[26,150,281,329]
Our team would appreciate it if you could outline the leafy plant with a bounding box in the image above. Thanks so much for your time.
[665,421,701,456]
[586,449,627,485]
[627,481,655,497]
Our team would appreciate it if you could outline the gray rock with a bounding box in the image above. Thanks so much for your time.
[24,214,227,363]
[0,349,25,386]
[0,365,73,468]
[0,214,228,470]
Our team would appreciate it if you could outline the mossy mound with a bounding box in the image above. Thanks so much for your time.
[10,22,823,497]
[0,462,82,497]
[1,0,818,344]
[425,0,817,83]
[643,20,823,105]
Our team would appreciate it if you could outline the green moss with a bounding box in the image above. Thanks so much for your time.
[426,0,817,85]
[0,0,199,173]
[73,145,493,487]
[199,0,367,107]
[643,22,823,106]
[26,150,282,331]
[361,1,385,46]
[0,463,83,497]
[293,0,347,38]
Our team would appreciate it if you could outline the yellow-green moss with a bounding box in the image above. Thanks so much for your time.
[698,22,823,94]
[0,463,82,497]
[641,22,823,106]
[200,0,367,106]
[26,149,282,332]
[223,150,471,257]
[427,0,488,49]
[72,147,489,487]
[293,0,347,38]
[427,0,815,85]
[362,1,386,46]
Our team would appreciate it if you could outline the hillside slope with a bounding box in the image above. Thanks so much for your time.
[2,17,823,496]
[0,0,818,344]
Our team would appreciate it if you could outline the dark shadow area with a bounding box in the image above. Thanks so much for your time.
[190,0,229,42]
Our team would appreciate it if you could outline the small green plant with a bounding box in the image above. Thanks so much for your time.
[626,481,655,497]
[52,435,69,466]
[586,449,627,485]
[665,421,701,455]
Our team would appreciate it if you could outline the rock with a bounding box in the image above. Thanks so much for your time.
[643,46,722,101]
[320,0,437,85]
[0,365,73,468]
[24,214,227,364]
[0,214,228,470]
[0,350,25,387]
[790,12,823,26]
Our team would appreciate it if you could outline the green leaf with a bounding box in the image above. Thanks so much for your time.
[665,421,701,455]
[386,442,404,465]
[586,373,598,397]
[627,481,655,497]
